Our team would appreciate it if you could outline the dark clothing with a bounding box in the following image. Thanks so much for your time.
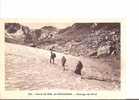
[51,53,56,59]
[50,51,56,64]
[61,56,66,67]
[61,56,66,70]
[74,61,83,75]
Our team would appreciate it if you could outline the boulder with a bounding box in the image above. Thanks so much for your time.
[97,45,111,57]
[5,23,21,33]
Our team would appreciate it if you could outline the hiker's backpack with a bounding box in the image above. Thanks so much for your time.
[53,53,56,58]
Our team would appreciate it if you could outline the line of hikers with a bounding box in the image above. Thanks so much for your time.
[49,48,83,76]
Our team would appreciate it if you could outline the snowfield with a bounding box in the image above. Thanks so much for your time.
[5,43,120,90]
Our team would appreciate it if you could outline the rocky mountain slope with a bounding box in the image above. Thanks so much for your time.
[5,22,120,58]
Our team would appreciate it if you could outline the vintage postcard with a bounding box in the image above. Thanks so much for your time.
[0,19,126,99]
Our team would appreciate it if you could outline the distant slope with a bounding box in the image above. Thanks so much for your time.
[5,43,120,90]
[5,23,120,57]
[56,23,120,56]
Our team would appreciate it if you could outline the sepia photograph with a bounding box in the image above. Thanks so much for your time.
[4,22,121,91]
[1,0,138,99]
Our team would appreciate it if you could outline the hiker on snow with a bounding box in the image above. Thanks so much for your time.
[50,48,56,64]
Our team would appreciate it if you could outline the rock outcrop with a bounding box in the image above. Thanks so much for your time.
[5,23,120,57]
